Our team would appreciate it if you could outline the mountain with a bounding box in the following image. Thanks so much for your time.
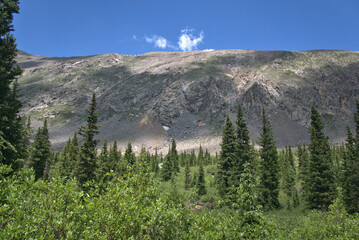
[16,49,359,153]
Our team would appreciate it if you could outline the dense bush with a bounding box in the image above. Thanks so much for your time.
[0,164,274,239]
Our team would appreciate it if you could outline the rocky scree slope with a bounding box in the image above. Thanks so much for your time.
[16,50,359,153]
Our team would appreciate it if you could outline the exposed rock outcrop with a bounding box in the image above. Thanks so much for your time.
[16,50,359,153]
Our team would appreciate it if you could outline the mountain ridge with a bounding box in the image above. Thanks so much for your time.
[16,49,359,153]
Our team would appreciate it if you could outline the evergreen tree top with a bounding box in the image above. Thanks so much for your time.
[220,115,237,160]
[236,104,250,146]
[0,0,20,35]
[259,108,276,150]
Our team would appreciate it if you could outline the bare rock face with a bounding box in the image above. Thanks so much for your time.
[16,50,359,153]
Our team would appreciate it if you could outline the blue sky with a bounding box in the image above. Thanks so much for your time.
[13,0,359,57]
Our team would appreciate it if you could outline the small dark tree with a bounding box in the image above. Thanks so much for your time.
[96,139,110,182]
[161,146,173,181]
[28,120,51,180]
[198,145,204,166]
[123,142,135,167]
[258,108,279,210]
[204,149,211,165]
[184,159,191,190]
[171,138,179,172]
[282,145,297,209]
[196,164,207,196]
[58,132,78,178]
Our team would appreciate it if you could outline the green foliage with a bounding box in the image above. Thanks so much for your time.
[342,103,359,213]
[281,145,298,209]
[217,115,236,196]
[184,159,191,190]
[232,103,252,187]
[27,119,51,180]
[0,0,24,170]
[196,164,207,196]
[305,106,334,210]
[74,93,99,186]
[123,142,135,167]
[171,138,179,172]
[57,132,78,178]
[259,108,280,210]
[161,139,179,181]
[198,145,204,165]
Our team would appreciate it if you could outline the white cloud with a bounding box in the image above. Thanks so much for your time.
[133,35,138,41]
[203,49,215,52]
[145,35,168,49]
[178,29,204,51]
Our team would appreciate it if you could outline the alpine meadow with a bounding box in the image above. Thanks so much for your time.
[2,1,359,239]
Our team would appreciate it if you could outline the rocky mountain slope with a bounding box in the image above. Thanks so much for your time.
[16,49,359,153]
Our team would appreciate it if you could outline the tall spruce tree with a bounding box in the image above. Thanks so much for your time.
[258,108,279,210]
[231,103,252,188]
[342,101,359,213]
[74,93,99,186]
[28,119,51,180]
[217,115,237,196]
[306,106,334,210]
[0,0,24,170]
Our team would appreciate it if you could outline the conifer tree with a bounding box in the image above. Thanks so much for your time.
[96,139,110,182]
[342,101,359,213]
[28,119,51,180]
[58,138,71,177]
[161,146,173,181]
[123,142,135,167]
[190,149,196,166]
[171,138,179,172]
[74,93,99,186]
[282,145,297,209]
[204,148,211,165]
[306,106,334,210]
[151,148,159,175]
[57,132,78,178]
[197,164,207,196]
[198,145,204,166]
[231,103,252,188]
[108,140,121,173]
[184,159,191,190]
[217,115,236,196]
[258,108,279,210]
[235,162,263,225]
[138,146,149,170]
[297,143,309,183]
[0,0,24,170]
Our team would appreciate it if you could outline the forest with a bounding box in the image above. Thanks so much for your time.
[1,1,359,239]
